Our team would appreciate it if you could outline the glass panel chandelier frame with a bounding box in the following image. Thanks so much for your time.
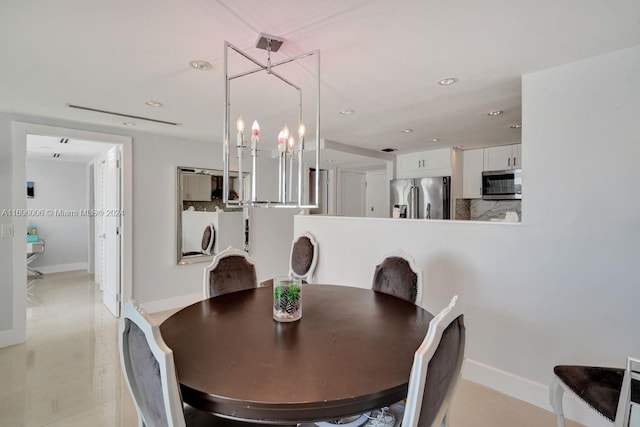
[223,40,320,208]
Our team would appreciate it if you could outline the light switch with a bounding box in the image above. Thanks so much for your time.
[1,223,14,238]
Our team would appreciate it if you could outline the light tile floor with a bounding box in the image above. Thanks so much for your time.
[0,271,582,427]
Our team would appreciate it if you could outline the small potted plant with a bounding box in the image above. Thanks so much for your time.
[273,276,302,322]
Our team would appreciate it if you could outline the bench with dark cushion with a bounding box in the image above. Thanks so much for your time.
[553,365,640,422]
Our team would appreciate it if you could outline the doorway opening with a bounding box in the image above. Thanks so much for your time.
[26,135,124,318]
[10,122,132,345]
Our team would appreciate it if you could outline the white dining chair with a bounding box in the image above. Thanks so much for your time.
[203,246,257,299]
[288,231,319,283]
[260,231,319,287]
[398,295,466,427]
[119,299,259,427]
[316,296,465,427]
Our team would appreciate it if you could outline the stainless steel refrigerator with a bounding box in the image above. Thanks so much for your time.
[390,177,451,219]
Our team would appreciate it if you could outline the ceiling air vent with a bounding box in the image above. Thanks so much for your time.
[59,138,69,144]
[381,148,397,152]
[52,153,62,158]
[66,104,179,126]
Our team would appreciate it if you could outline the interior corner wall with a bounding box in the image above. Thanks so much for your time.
[248,154,296,283]
[294,44,640,426]
[26,158,89,273]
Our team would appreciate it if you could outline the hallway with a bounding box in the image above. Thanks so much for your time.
[0,271,136,427]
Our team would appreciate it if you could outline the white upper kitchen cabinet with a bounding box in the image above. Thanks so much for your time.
[483,144,521,171]
[183,174,212,201]
[396,148,452,179]
[462,148,484,199]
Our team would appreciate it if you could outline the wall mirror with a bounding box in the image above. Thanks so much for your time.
[177,167,248,265]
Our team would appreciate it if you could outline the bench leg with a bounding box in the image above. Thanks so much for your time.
[549,378,566,427]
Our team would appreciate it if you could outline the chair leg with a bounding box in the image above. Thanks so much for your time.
[549,378,566,427]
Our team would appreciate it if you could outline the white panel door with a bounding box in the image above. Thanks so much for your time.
[366,171,388,218]
[96,160,106,289]
[341,171,365,217]
[103,146,121,317]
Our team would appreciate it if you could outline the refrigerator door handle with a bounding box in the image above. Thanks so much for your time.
[409,186,419,219]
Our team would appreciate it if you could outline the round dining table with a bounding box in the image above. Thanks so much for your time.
[160,284,433,424]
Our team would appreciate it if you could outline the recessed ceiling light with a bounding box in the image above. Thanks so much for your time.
[430,138,440,143]
[455,146,463,149]
[401,128,413,133]
[438,78,457,86]
[325,159,334,163]
[510,123,522,129]
[123,122,136,126]
[339,109,354,115]
[190,60,212,70]
[487,110,504,116]
[145,100,163,107]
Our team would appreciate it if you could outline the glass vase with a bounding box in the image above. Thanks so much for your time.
[273,276,302,322]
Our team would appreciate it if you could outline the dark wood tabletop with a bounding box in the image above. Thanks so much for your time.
[160,284,433,423]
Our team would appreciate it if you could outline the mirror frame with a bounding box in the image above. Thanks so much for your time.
[176,166,248,265]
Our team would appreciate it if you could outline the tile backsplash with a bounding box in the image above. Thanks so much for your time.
[182,200,242,212]
[455,199,521,222]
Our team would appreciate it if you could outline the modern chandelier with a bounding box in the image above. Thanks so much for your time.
[222,34,320,209]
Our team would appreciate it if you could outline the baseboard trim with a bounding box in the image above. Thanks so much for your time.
[0,328,26,349]
[141,292,201,314]
[35,263,88,275]
[462,358,610,427]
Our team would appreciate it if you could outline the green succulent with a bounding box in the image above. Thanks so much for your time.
[286,284,301,300]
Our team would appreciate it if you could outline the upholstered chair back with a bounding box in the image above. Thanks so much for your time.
[289,232,319,282]
[372,250,423,304]
[119,300,186,427]
[203,246,257,299]
[402,296,466,427]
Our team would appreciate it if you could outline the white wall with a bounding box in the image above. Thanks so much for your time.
[248,154,297,283]
[130,132,291,309]
[0,116,15,334]
[26,158,89,273]
[2,113,295,331]
[295,44,640,426]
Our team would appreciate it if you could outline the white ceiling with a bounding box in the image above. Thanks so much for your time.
[2,1,640,155]
[27,135,113,162]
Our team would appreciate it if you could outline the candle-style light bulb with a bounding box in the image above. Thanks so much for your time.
[250,120,259,203]
[288,136,295,152]
[283,125,290,140]
[278,130,286,152]
[236,115,245,201]
[298,123,306,137]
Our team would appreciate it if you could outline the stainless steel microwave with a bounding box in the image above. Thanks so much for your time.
[482,169,522,200]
